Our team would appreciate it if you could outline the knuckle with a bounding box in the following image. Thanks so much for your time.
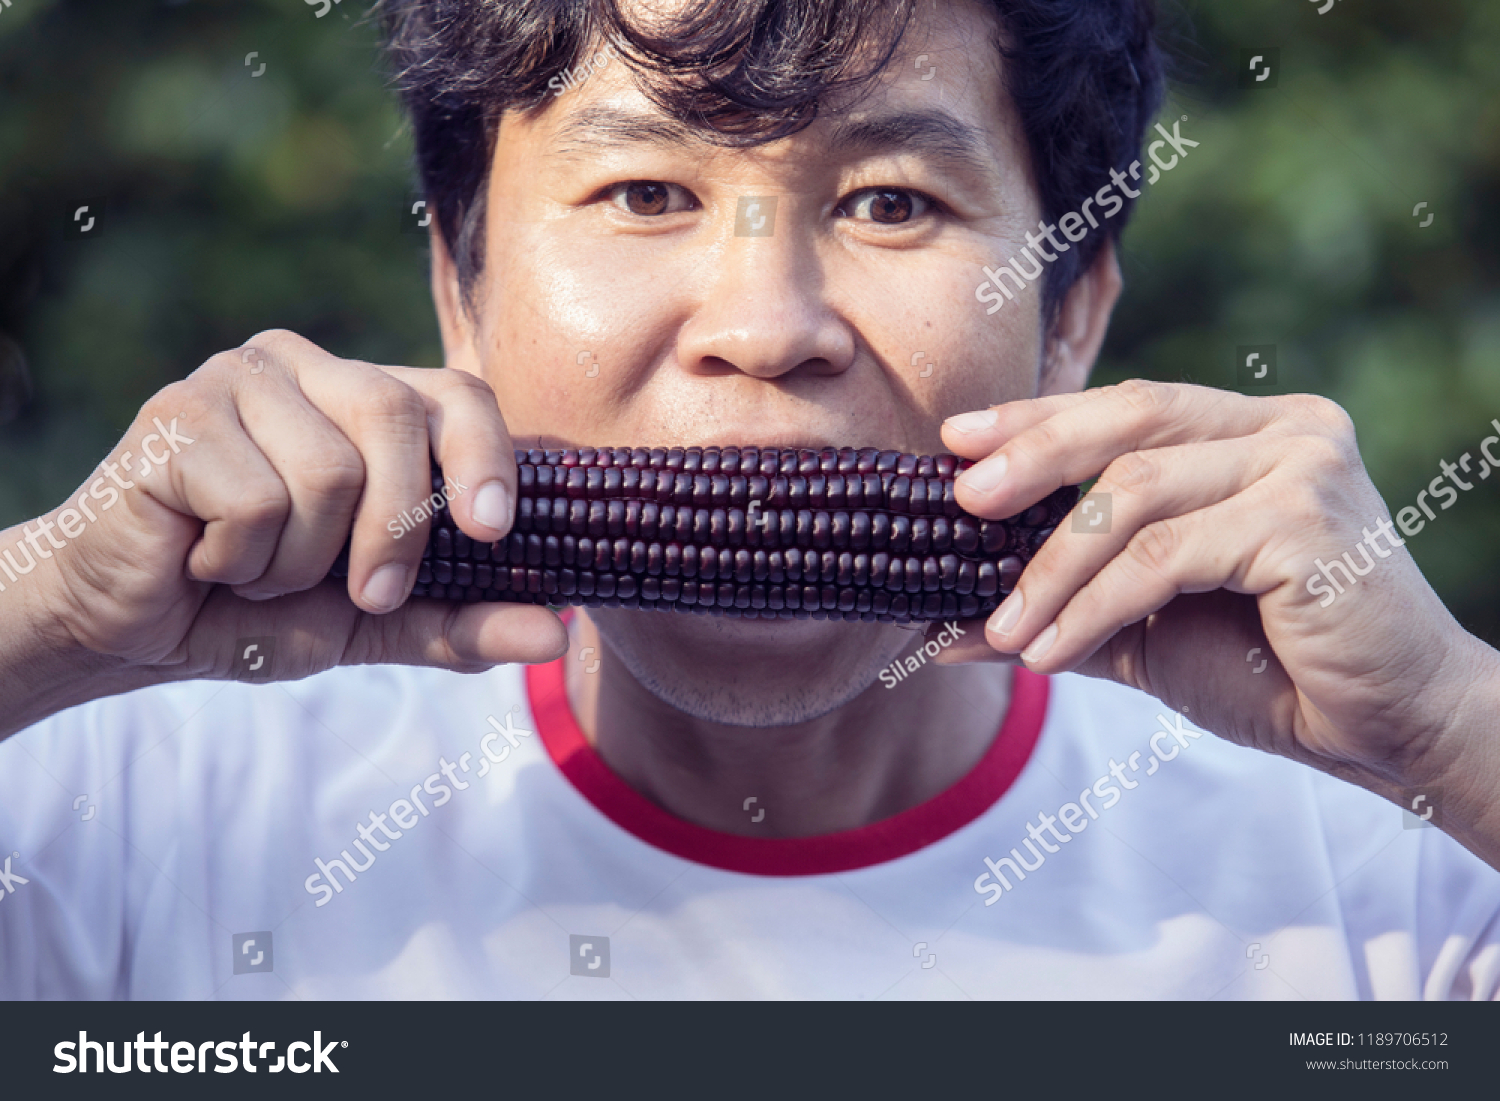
[437,368,496,402]
[354,376,427,429]
[1068,574,1117,626]
[225,485,291,532]
[245,328,305,354]
[1114,378,1176,419]
[143,380,213,427]
[293,444,366,505]
[1013,420,1066,469]
[1285,393,1356,439]
[200,349,242,375]
[1126,519,1181,577]
[1297,432,1351,475]
[1101,451,1161,497]
[147,379,196,412]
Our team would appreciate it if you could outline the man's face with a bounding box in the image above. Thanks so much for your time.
[438,0,1112,725]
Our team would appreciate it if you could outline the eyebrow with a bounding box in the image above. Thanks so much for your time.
[548,105,995,177]
[823,110,996,177]
[549,106,700,157]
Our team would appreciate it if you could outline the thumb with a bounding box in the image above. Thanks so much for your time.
[190,583,568,681]
[347,596,570,672]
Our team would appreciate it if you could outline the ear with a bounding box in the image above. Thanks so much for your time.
[1039,239,1122,397]
[430,218,484,378]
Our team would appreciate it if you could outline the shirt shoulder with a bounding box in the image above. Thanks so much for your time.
[0,662,533,998]
[1034,674,1500,999]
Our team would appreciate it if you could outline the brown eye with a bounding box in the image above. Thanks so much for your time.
[624,182,668,215]
[842,188,931,225]
[869,190,912,223]
[608,181,695,217]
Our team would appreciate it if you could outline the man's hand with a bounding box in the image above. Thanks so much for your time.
[935,380,1500,864]
[0,330,567,738]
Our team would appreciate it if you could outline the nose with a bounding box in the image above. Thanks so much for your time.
[674,204,856,381]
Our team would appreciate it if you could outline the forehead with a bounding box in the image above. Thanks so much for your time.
[496,0,1016,166]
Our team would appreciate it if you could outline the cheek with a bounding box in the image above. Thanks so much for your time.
[955,230,1049,407]
[840,249,1043,424]
[966,288,1045,405]
[473,226,682,439]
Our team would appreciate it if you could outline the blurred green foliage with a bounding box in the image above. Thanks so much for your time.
[1,0,1497,640]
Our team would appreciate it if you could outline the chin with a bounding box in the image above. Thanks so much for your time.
[589,608,912,727]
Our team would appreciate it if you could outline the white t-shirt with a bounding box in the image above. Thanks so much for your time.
[1,654,1497,1000]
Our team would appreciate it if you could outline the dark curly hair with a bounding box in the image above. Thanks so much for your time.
[376,0,1164,327]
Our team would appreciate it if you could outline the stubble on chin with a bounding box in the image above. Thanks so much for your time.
[590,612,910,728]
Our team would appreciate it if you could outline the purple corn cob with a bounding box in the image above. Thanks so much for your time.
[328,446,1078,623]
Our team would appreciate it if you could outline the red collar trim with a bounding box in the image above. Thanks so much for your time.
[525,657,1049,877]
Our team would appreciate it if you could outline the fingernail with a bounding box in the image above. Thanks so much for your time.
[471,481,512,533]
[960,453,1008,493]
[361,563,408,612]
[990,589,1024,636]
[946,408,997,434]
[1021,622,1057,664]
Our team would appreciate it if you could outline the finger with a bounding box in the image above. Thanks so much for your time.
[193,582,569,676]
[941,388,1104,456]
[927,619,1024,665]
[377,366,517,544]
[1058,590,1292,723]
[347,594,569,670]
[1006,493,1280,675]
[941,380,1269,459]
[982,436,1282,656]
[230,366,366,599]
[274,337,435,614]
[941,381,1276,519]
[121,383,292,587]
